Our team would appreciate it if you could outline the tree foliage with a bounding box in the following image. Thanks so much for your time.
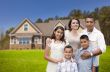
[0,27,14,49]
[35,18,43,23]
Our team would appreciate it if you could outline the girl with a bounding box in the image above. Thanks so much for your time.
[44,26,67,72]
[65,18,81,56]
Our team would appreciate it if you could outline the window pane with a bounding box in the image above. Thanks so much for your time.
[24,24,28,31]
[19,37,30,45]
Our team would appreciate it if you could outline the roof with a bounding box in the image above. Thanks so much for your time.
[35,19,101,36]
[10,18,101,37]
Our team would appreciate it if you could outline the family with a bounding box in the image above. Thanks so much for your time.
[44,16,106,72]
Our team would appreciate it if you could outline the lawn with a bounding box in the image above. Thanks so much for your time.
[0,50,47,72]
[0,46,110,72]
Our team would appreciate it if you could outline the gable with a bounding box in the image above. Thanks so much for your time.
[16,21,37,33]
[54,21,64,29]
[10,19,42,35]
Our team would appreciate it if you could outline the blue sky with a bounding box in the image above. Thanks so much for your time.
[0,0,110,32]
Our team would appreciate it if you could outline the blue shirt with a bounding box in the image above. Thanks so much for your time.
[75,46,96,72]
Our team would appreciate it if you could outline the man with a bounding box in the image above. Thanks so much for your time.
[81,16,106,72]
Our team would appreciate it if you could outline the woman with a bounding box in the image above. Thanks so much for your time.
[65,18,81,56]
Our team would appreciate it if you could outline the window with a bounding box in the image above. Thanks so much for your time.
[19,37,30,45]
[34,36,42,44]
[10,38,16,44]
[24,24,28,31]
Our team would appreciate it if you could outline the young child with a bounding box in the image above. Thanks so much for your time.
[44,26,68,72]
[57,45,78,72]
[75,35,96,72]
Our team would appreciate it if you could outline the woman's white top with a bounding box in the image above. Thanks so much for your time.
[65,30,81,55]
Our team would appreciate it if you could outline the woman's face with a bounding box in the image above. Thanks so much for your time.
[54,29,64,40]
[71,19,79,30]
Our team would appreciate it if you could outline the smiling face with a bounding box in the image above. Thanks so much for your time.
[80,39,89,49]
[85,18,95,32]
[64,48,73,60]
[71,19,80,30]
[54,28,64,40]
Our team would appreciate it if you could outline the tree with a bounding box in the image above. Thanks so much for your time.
[68,9,84,19]
[98,6,110,45]
[44,17,54,22]
[35,18,43,23]
[0,27,14,50]
[6,27,14,36]
[90,8,99,20]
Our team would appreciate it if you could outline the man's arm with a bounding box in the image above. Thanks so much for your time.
[81,32,106,59]
[92,32,106,56]
[92,48,102,56]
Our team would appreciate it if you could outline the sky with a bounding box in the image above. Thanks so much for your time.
[0,0,110,32]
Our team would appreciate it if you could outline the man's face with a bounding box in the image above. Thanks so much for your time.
[85,18,94,31]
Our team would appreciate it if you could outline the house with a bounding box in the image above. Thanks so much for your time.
[9,18,100,50]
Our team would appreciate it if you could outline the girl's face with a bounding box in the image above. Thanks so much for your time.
[54,29,64,40]
[71,19,79,30]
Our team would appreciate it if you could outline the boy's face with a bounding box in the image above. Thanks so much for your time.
[80,39,89,49]
[64,48,73,60]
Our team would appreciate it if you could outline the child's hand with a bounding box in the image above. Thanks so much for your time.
[57,58,63,62]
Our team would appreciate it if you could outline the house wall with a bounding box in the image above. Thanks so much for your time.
[35,44,42,49]
[16,22,37,33]
[10,44,32,50]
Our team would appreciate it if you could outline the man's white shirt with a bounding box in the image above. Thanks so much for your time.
[81,27,106,66]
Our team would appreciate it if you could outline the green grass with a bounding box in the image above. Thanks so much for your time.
[99,46,110,72]
[0,50,47,72]
[0,47,110,72]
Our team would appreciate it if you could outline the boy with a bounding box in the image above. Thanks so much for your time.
[57,45,78,72]
[75,35,96,72]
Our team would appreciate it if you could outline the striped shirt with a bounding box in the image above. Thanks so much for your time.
[57,58,78,72]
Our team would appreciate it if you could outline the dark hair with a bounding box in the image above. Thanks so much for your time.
[85,15,95,22]
[80,35,89,41]
[68,18,80,31]
[51,26,65,42]
[64,45,73,52]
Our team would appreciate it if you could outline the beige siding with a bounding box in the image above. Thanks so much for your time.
[16,22,37,33]
[78,27,83,33]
